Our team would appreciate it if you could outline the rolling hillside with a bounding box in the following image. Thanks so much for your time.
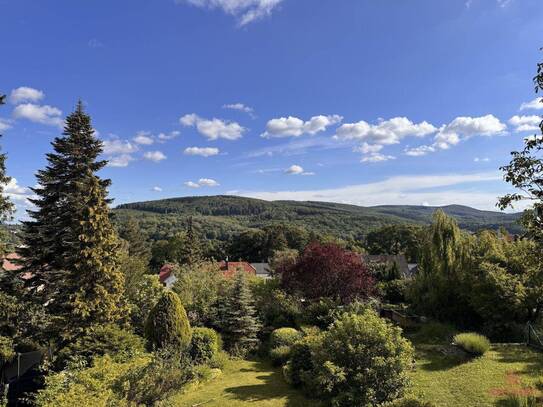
[114,195,523,242]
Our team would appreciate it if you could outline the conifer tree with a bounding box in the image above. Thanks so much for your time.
[119,216,151,260]
[221,271,261,355]
[19,102,126,340]
[185,216,202,265]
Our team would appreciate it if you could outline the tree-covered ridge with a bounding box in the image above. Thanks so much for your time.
[115,195,523,244]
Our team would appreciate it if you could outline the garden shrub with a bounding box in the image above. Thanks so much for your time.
[144,291,192,352]
[253,282,302,330]
[311,310,414,406]
[301,297,341,329]
[285,331,323,387]
[118,350,194,406]
[56,324,144,368]
[270,327,303,349]
[208,350,229,370]
[189,327,221,364]
[453,333,490,356]
[270,345,291,366]
[0,336,15,365]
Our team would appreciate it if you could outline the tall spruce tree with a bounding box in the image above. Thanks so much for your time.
[119,216,151,260]
[221,271,261,355]
[19,102,126,340]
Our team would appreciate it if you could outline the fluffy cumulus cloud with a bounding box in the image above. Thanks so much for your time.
[184,178,220,188]
[158,131,180,142]
[262,115,342,138]
[361,153,396,163]
[284,164,314,175]
[143,150,167,162]
[12,103,63,127]
[509,115,541,132]
[152,186,163,192]
[9,87,45,104]
[223,103,255,117]
[184,146,220,157]
[334,117,436,145]
[133,131,154,145]
[180,113,245,140]
[107,154,135,168]
[177,0,285,26]
[520,98,543,111]
[240,172,515,211]
[404,115,507,157]
[102,139,138,155]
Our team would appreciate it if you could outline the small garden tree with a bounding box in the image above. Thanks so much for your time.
[144,291,191,352]
[220,271,261,355]
[278,242,374,303]
[311,310,414,406]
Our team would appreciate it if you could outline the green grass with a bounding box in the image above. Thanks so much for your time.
[168,358,319,407]
[410,344,543,406]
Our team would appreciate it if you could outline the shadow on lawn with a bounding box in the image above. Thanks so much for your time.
[495,345,543,376]
[224,359,318,407]
[416,345,471,372]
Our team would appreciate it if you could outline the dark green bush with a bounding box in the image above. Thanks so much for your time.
[144,291,192,352]
[56,324,144,368]
[189,327,220,364]
[270,327,303,349]
[270,345,291,366]
[379,279,408,304]
[311,310,414,406]
[301,298,340,329]
[284,332,322,387]
[453,333,490,356]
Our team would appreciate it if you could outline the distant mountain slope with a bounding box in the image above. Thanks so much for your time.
[114,196,523,242]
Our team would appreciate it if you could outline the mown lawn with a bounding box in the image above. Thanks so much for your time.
[410,344,543,406]
[168,359,319,407]
[170,344,543,407]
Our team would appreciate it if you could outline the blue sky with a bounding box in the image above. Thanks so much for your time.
[1,0,543,218]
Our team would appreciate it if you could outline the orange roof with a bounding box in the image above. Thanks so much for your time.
[218,261,256,278]
[2,253,22,272]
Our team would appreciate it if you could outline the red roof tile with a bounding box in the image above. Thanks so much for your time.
[218,261,256,278]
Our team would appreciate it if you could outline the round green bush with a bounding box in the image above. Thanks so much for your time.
[270,327,303,349]
[190,327,220,364]
[312,310,414,406]
[56,324,145,368]
[453,333,490,356]
[269,345,291,366]
[144,291,192,352]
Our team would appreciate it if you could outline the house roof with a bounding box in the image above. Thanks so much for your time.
[159,263,177,284]
[218,261,256,277]
[251,262,271,277]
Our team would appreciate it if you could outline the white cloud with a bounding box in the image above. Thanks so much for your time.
[240,172,513,211]
[9,87,45,104]
[133,131,154,145]
[0,119,12,132]
[509,115,541,132]
[474,157,490,162]
[158,131,180,142]
[88,38,104,48]
[102,139,138,155]
[180,113,245,140]
[5,178,29,196]
[185,178,220,188]
[152,186,163,192]
[361,153,396,162]
[334,117,436,145]
[284,164,314,175]
[404,145,436,157]
[143,151,167,162]
[12,103,63,127]
[353,142,383,154]
[184,146,220,157]
[223,103,255,117]
[520,98,543,111]
[285,165,304,175]
[177,0,284,26]
[107,154,135,168]
[262,115,342,138]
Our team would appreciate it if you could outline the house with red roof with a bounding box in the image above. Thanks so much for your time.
[218,260,256,278]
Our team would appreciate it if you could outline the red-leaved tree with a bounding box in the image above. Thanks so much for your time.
[278,243,374,303]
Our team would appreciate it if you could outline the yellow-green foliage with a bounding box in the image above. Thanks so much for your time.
[0,336,15,365]
[35,354,151,407]
[144,291,192,351]
[270,327,303,349]
[190,327,221,364]
[453,333,490,356]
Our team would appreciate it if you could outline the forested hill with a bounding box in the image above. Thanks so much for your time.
[114,195,522,242]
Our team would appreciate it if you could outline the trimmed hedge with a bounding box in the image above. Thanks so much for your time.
[453,333,490,356]
[189,327,221,364]
[270,327,303,349]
